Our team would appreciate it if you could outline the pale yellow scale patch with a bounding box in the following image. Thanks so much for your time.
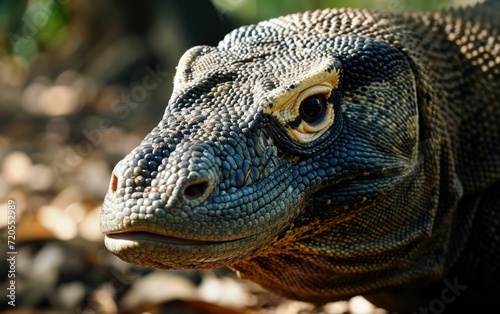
[263,66,341,144]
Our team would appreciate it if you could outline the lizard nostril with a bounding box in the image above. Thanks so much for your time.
[184,180,210,201]
[110,174,118,193]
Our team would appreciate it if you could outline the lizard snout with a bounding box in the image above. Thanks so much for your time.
[183,179,211,201]
[161,142,220,208]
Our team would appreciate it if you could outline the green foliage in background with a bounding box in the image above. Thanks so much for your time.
[1,0,481,63]
[213,0,479,23]
[1,0,68,62]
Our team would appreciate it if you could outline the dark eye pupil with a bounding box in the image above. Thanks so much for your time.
[299,94,326,124]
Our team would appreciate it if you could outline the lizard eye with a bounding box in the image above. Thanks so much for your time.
[299,94,327,125]
[286,85,335,144]
[263,66,341,147]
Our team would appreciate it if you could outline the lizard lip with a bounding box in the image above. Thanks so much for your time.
[103,229,263,269]
[105,230,244,245]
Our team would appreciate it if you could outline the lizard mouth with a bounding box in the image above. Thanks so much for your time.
[105,230,244,245]
[103,229,261,269]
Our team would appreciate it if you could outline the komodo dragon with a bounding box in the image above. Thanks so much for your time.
[101,1,500,312]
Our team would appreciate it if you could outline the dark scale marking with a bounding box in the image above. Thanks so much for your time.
[284,116,302,129]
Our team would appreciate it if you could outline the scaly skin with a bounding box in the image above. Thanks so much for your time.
[101,2,500,312]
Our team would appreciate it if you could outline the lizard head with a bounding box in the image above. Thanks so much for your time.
[101,9,431,301]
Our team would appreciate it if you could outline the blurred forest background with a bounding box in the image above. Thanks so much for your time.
[0,0,481,313]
